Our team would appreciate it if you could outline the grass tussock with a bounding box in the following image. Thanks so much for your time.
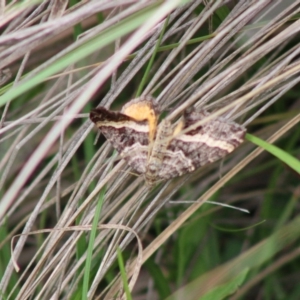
[1,1,300,299]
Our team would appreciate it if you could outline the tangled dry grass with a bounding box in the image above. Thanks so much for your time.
[1,1,300,299]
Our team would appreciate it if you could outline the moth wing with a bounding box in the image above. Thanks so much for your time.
[90,107,149,174]
[158,108,246,179]
[154,148,196,182]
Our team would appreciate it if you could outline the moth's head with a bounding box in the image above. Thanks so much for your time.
[144,176,159,188]
[144,168,162,188]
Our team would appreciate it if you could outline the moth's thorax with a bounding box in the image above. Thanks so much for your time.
[145,119,173,186]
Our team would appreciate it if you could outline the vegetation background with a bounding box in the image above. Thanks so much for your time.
[0,1,300,299]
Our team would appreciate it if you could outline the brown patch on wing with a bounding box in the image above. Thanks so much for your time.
[90,107,149,157]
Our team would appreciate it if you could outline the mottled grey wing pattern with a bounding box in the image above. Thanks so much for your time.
[155,148,195,181]
[120,144,148,174]
[90,107,149,174]
[90,101,246,185]
[156,107,246,180]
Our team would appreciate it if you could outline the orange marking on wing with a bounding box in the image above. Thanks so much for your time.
[122,101,157,144]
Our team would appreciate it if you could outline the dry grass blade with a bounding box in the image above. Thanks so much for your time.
[1,1,300,299]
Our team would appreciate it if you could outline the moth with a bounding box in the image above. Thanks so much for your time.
[90,96,246,187]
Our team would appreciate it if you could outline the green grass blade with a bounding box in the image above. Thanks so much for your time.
[82,188,105,299]
[117,247,132,300]
[246,133,300,174]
